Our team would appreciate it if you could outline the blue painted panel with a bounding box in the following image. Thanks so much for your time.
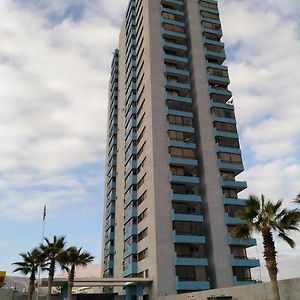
[173,231,206,244]
[200,6,219,15]
[167,123,195,133]
[168,140,196,149]
[218,160,244,173]
[171,192,202,202]
[214,129,239,138]
[206,62,227,70]
[208,73,229,85]
[124,207,137,224]
[123,262,138,277]
[124,190,137,208]
[161,7,185,16]
[164,54,188,64]
[212,115,236,124]
[225,214,246,225]
[165,94,192,103]
[169,156,198,166]
[165,66,189,77]
[172,212,203,222]
[123,224,137,240]
[210,100,234,110]
[170,174,200,184]
[166,108,193,118]
[163,41,188,51]
[209,86,232,97]
[223,197,246,206]
[175,256,208,266]
[233,276,257,286]
[161,18,185,27]
[176,277,210,290]
[161,29,186,39]
[123,243,137,258]
[165,80,191,90]
[202,27,222,37]
[221,178,247,191]
[231,255,260,268]
[228,234,257,247]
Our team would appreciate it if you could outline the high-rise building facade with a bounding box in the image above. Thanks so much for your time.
[102,0,259,299]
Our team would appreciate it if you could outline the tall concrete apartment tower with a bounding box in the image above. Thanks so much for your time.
[102,0,259,299]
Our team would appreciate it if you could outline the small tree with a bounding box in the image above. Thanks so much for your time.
[39,235,66,300]
[13,248,47,300]
[232,195,300,300]
[59,247,94,300]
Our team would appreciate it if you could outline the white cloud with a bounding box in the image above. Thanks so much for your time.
[0,0,124,220]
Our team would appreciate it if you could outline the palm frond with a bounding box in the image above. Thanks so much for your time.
[278,232,295,248]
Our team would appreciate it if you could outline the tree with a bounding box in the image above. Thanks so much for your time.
[13,248,47,300]
[232,195,300,300]
[39,235,66,300]
[59,247,94,300]
[294,193,300,205]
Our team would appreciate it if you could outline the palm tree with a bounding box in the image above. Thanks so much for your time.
[59,247,94,300]
[232,195,300,300]
[294,193,300,205]
[13,248,47,300]
[39,235,66,300]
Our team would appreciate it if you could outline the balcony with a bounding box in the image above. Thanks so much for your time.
[210,100,235,110]
[216,144,241,155]
[123,262,138,277]
[124,190,137,208]
[162,29,186,40]
[202,27,222,38]
[228,234,257,248]
[206,61,227,71]
[123,243,137,259]
[124,224,137,240]
[231,255,260,268]
[105,231,115,243]
[166,108,193,118]
[106,193,116,206]
[200,7,219,18]
[107,181,116,193]
[233,276,257,286]
[170,174,200,184]
[161,18,185,27]
[165,80,191,92]
[125,132,137,148]
[124,207,137,224]
[176,276,210,291]
[167,123,195,133]
[171,191,202,203]
[161,6,185,17]
[205,49,226,64]
[124,175,137,193]
[168,139,196,149]
[165,93,192,104]
[223,197,246,206]
[225,213,246,225]
[218,160,244,175]
[125,159,137,178]
[104,245,114,257]
[214,128,239,139]
[161,0,184,9]
[165,66,189,78]
[175,255,208,266]
[172,210,203,222]
[164,53,188,64]
[173,230,206,244]
[209,86,232,99]
[163,40,187,52]
[169,155,198,166]
[208,73,229,86]
[221,178,247,192]
[105,217,115,230]
[125,104,137,117]
[104,260,114,271]
[212,114,236,124]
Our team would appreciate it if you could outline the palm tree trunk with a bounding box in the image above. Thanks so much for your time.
[262,229,281,300]
[47,260,55,300]
[28,271,35,300]
[67,265,75,300]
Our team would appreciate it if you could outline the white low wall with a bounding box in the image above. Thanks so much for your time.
[158,278,300,300]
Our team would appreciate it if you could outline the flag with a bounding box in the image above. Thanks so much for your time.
[43,205,46,220]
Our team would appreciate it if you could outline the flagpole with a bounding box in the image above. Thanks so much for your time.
[36,205,46,300]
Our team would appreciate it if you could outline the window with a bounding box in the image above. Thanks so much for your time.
[137,228,148,242]
[172,202,201,215]
[218,152,242,163]
[200,11,219,21]
[168,115,193,127]
[162,23,185,33]
[138,190,147,206]
[216,136,239,148]
[223,188,238,198]
[169,147,196,159]
[220,171,235,180]
[137,248,148,261]
[200,1,218,10]
[175,243,206,258]
[138,209,147,223]
[214,122,237,133]
[137,174,146,189]
[176,266,207,281]
[212,107,235,119]
[173,221,204,236]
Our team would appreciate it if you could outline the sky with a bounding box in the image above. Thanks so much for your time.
[0,0,299,282]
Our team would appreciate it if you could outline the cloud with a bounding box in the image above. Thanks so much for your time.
[0,0,123,220]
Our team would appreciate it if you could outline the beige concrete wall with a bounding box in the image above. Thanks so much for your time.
[185,0,233,288]
[158,278,300,300]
